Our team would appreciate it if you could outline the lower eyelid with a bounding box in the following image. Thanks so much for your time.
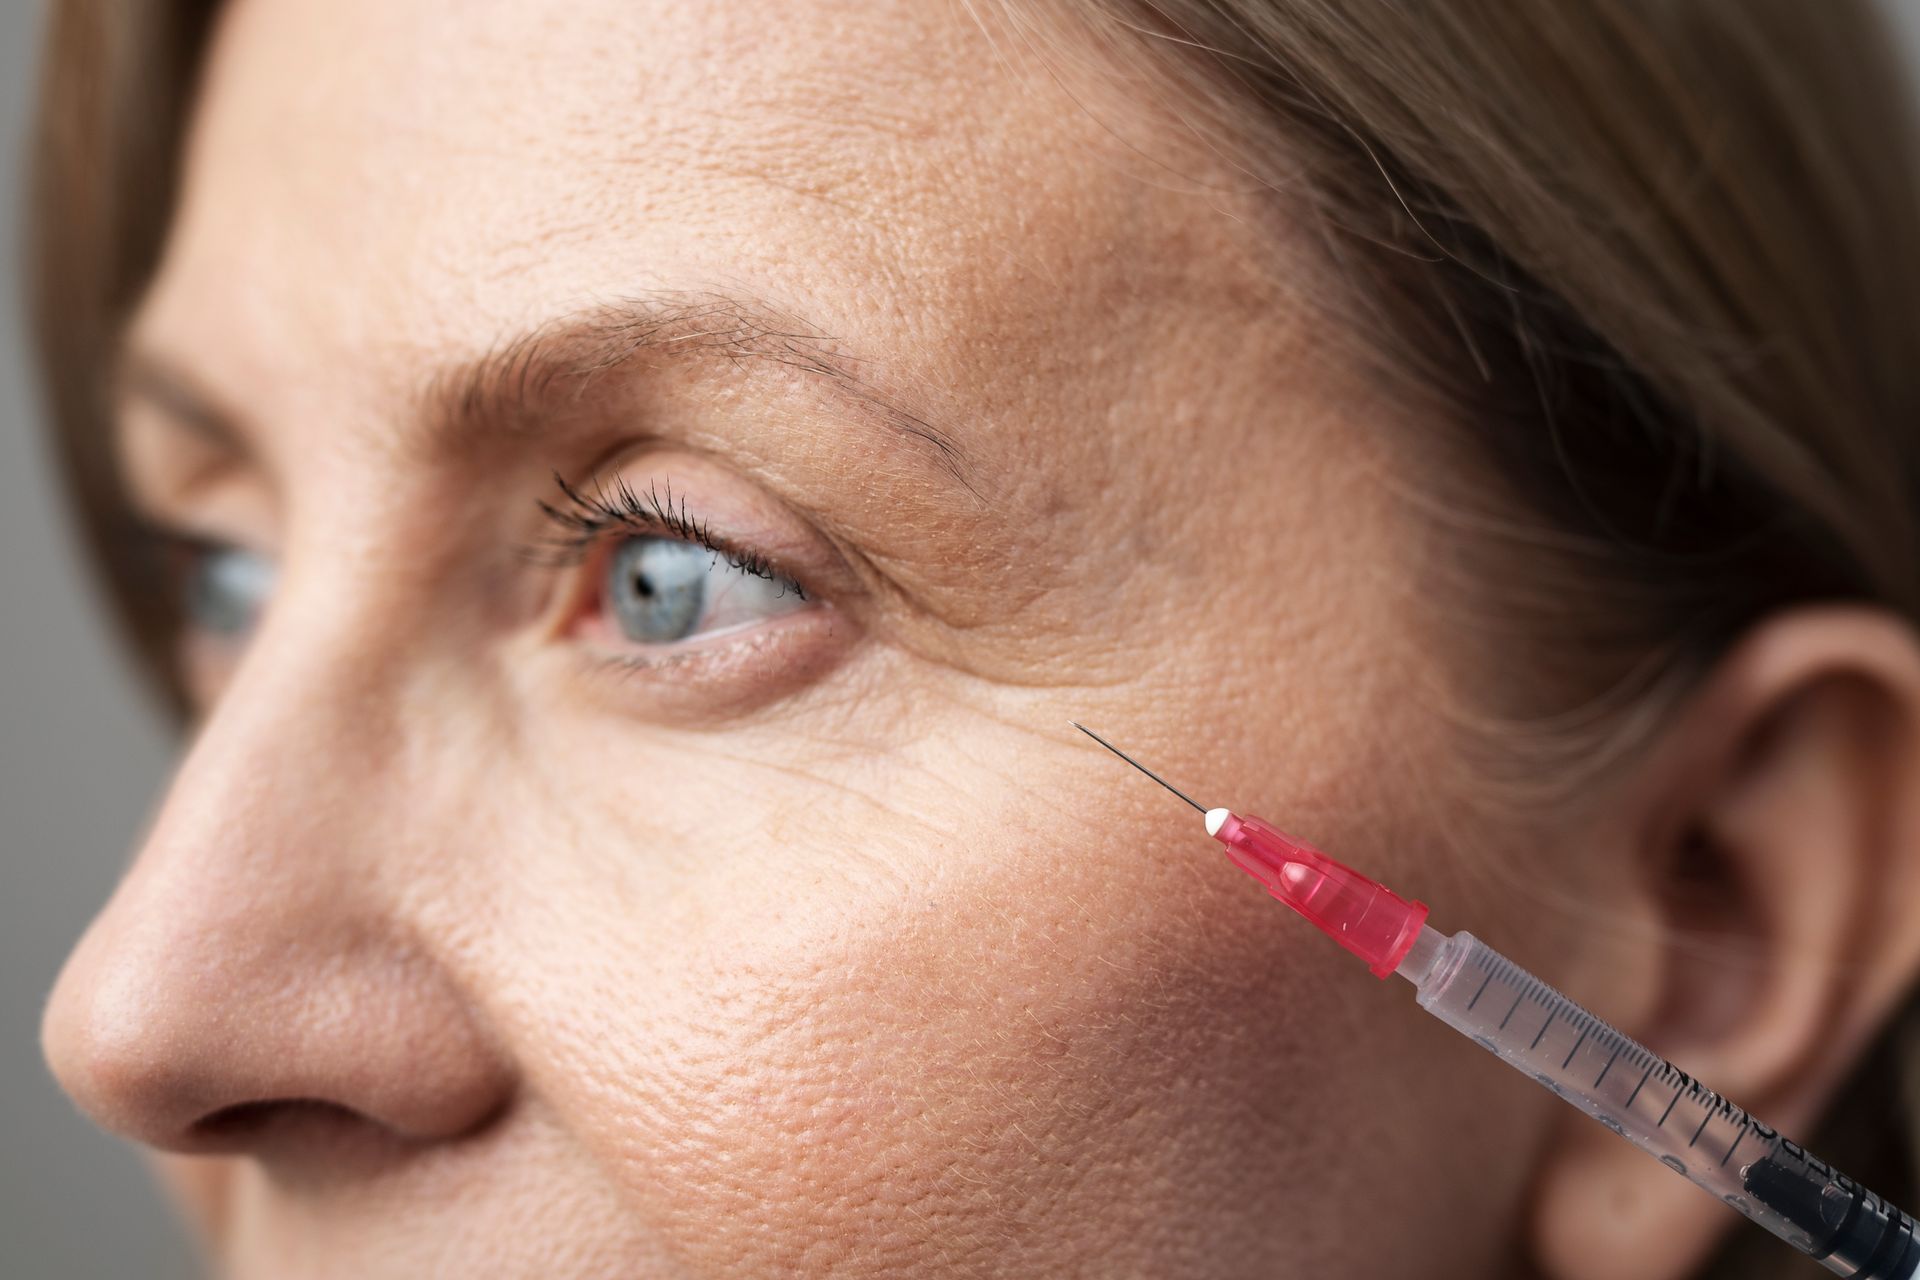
[574,595,819,660]
[562,605,857,720]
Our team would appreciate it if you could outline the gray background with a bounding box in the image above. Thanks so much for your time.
[5,2,1920,1277]
[2,1,190,1276]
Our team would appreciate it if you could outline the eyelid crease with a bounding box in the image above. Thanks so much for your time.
[528,471,809,601]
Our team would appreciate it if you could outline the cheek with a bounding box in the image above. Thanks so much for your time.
[485,776,1501,1276]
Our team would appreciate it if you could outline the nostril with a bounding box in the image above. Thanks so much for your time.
[186,1097,405,1163]
[43,892,517,1158]
[192,1098,362,1143]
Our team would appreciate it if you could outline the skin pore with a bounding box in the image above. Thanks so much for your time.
[42,1,1920,1277]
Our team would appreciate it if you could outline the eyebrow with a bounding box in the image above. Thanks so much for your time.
[116,288,979,498]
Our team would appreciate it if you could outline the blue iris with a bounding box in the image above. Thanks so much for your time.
[185,545,275,637]
[606,537,714,643]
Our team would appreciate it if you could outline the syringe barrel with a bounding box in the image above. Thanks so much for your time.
[1400,928,1920,1278]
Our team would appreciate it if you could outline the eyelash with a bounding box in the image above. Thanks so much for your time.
[532,472,808,601]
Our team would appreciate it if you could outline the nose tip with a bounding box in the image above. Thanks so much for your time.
[41,614,518,1165]
[42,915,513,1157]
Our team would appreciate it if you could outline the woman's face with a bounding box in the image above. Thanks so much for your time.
[43,1,1594,1274]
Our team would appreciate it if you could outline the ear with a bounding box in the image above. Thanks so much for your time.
[1529,607,1920,1280]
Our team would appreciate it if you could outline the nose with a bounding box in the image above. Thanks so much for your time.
[41,631,514,1158]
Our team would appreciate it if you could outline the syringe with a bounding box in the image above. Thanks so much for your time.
[1072,723,1920,1278]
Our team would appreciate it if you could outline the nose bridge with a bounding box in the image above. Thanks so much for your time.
[178,612,391,863]
[196,563,421,821]
[42,583,514,1153]
[129,579,415,919]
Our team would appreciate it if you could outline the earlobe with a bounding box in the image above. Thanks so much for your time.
[1528,608,1920,1280]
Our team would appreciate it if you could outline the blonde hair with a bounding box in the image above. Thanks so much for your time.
[28,1,1920,1273]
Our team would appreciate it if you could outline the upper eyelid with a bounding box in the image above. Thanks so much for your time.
[530,472,810,598]
[115,405,250,520]
[537,473,713,547]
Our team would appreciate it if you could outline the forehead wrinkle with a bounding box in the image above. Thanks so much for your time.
[415,289,981,499]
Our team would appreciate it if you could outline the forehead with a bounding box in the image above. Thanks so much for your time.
[143,0,1241,418]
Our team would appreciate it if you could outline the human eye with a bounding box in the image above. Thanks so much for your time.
[133,528,278,704]
[597,535,809,644]
[535,473,814,650]
[167,535,277,642]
